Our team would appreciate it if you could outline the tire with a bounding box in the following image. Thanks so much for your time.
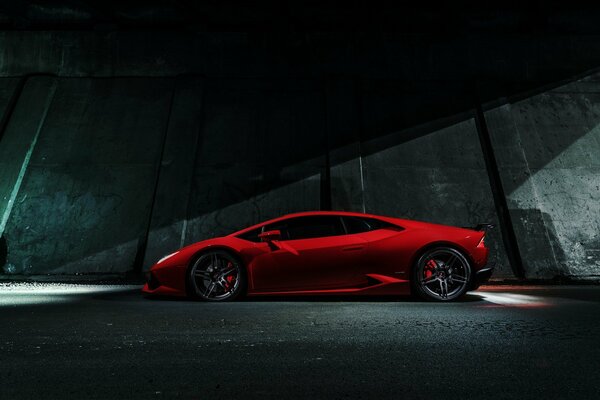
[411,246,472,301]
[187,250,246,301]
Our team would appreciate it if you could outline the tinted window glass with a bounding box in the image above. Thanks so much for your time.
[342,216,400,233]
[237,227,263,242]
[265,216,345,240]
[366,217,401,230]
[262,220,289,240]
[343,216,372,234]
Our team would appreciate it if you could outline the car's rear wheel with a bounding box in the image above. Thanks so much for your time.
[412,246,471,301]
[188,250,245,301]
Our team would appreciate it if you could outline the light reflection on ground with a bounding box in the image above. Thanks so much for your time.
[0,282,592,307]
[476,291,551,308]
[0,282,141,306]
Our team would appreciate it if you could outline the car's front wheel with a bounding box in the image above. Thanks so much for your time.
[412,246,472,301]
[188,250,245,301]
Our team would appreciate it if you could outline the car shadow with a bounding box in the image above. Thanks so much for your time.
[140,292,484,303]
[242,293,484,303]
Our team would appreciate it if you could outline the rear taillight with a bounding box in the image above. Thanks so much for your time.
[477,234,486,247]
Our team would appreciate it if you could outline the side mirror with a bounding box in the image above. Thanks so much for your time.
[258,230,281,243]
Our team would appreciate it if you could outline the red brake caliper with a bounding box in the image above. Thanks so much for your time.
[223,262,235,290]
[424,259,437,278]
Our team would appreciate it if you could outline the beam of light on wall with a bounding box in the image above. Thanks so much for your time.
[507,125,600,274]
[0,283,140,306]
[0,81,57,238]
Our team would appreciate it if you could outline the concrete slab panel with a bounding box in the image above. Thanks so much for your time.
[361,119,512,277]
[143,77,204,270]
[2,78,174,275]
[487,74,600,278]
[0,77,19,122]
[184,79,325,243]
[327,78,366,212]
[0,77,55,238]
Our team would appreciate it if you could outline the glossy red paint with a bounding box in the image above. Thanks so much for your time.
[142,211,491,298]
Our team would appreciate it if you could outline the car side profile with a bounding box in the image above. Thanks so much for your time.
[142,211,493,302]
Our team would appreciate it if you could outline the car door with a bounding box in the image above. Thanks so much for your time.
[341,215,407,279]
[250,216,368,291]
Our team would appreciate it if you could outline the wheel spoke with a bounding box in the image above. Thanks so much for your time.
[439,279,448,298]
[204,282,216,298]
[421,275,438,285]
[217,277,232,292]
[189,252,242,300]
[446,254,458,269]
[418,248,472,300]
[220,266,236,276]
[194,270,210,279]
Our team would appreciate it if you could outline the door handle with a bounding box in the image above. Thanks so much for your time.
[342,245,365,252]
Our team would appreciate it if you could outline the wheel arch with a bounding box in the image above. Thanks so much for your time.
[185,245,247,297]
[409,241,476,299]
[408,241,475,281]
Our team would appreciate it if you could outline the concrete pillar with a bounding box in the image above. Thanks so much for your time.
[327,78,366,212]
[142,77,205,270]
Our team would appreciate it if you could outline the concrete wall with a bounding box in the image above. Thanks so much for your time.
[0,77,174,274]
[360,120,510,277]
[326,80,511,277]
[0,31,599,280]
[486,73,600,279]
[142,77,204,271]
[183,79,325,241]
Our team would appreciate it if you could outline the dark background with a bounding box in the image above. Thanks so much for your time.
[0,1,599,281]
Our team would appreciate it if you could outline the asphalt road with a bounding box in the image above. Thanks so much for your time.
[1,283,599,400]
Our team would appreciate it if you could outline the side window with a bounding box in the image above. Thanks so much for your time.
[342,216,372,234]
[266,216,345,241]
[342,216,401,233]
[237,227,263,243]
[239,216,402,242]
[365,217,402,231]
[263,220,291,241]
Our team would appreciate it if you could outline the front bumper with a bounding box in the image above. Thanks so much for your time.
[141,265,188,297]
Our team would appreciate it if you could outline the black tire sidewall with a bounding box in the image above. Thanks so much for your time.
[411,247,471,302]
[187,250,246,302]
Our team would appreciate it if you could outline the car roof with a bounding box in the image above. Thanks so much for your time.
[229,210,397,236]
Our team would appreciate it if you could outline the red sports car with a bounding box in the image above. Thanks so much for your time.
[142,211,493,301]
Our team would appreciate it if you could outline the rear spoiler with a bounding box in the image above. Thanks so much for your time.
[465,223,495,231]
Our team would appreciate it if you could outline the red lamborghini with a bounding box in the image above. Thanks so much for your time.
[142,211,493,301]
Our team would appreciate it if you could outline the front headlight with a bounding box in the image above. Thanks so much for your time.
[157,251,179,264]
